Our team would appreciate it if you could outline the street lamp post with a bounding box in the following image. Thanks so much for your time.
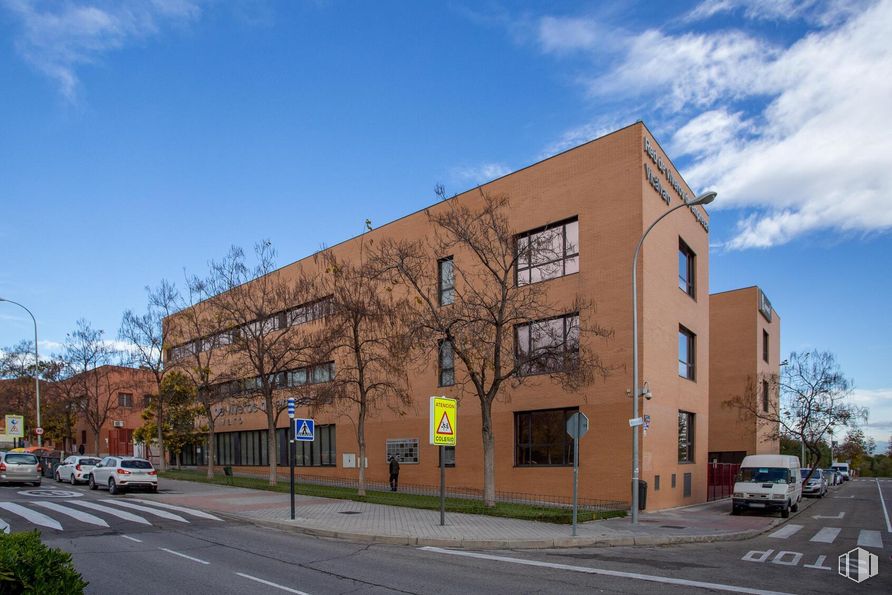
[630,191,716,525]
[0,297,42,447]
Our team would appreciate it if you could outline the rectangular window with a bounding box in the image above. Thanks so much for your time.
[678,326,696,380]
[678,239,695,297]
[654,475,661,491]
[295,425,336,467]
[516,217,579,286]
[762,380,770,413]
[438,340,455,386]
[516,313,580,375]
[117,393,133,408]
[142,395,153,408]
[678,411,695,463]
[386,438,419,464]
[763,329,769,363]
[438,257,455,306]
[514,408,578,466]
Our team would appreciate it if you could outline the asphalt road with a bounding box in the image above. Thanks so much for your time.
[3,477,890,594]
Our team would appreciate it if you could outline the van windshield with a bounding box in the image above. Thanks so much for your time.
[738,467,790,484]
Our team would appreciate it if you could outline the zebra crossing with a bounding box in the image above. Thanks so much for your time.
[767,523,886,549]
[0,498,222,533]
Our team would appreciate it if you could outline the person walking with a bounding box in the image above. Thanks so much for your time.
[389,455,400,492]
[77,443,85,455]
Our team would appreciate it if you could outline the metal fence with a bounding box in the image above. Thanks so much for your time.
[707,462,740,501]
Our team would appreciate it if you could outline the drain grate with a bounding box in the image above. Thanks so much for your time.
[338,511,362,515]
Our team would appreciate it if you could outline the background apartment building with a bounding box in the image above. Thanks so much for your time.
[166,122,721,510]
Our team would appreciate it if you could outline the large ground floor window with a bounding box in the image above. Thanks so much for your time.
[176,425,337,467]
[515,407,578,466]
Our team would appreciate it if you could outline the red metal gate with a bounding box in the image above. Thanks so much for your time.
[707,462,740,501]
[108,428,133,456]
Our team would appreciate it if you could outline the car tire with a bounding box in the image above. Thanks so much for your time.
[108,478,120,495]
[70,473,77,485]
[151,485,158,493]
[55,471,61,482]
[731,506,740,516]
[791,500,799,512]
[88,475,97,490]
[32,481,41,487]
[781,502,790,518]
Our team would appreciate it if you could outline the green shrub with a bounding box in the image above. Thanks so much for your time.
[0,531,88,594]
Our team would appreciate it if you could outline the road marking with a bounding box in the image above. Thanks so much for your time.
[159,548,210,565]
[235,572,312,594]
[811,512,844,520]
[31,501,109,527]
[126,499,223,521]
[0,502,63,531]
[857,530,883,549]
[0,518,9,534]
[803,555,832,571]
[878,478,892,533]
[421,547,795,595]
[100,500,188,522]
[809,527,841,543]
[121,535,142,543]
[768,525,803,539]
[67,500,151,525]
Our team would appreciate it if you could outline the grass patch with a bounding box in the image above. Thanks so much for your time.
[159,469,626,524]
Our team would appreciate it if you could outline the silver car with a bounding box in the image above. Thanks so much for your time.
[55,456,101,485]
[0,452,42,486]
[801,468,827,497]
[88,456,157,495]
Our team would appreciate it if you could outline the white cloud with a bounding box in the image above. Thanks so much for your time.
[685,0,870,27]
[537,16,602,54]
[3,0,202,100]
[451,162,513,186]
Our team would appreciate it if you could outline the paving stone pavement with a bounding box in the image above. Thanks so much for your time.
[137,478,804,549]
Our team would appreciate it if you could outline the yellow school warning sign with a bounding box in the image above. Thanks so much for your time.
[429,396,457,446]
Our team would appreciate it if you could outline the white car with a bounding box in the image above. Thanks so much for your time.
[55,456,101,485]
[88,456,158,495]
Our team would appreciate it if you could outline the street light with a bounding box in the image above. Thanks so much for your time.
[0,297,42,447]
[630,190,716,524]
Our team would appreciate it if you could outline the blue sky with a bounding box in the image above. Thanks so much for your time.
[1,0,890,448]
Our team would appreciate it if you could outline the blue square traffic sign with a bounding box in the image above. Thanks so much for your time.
[294,418,315,441]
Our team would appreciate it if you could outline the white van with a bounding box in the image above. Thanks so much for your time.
[731,455,802,518]
[831,462,850,481]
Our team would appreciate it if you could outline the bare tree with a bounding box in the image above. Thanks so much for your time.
[317,239,413,496]
[62,320,124,456]
[0,340,41,432]
[374,188,611,506]
[120,279,180,470]
[207,240,324,485]
[727,350,865,479]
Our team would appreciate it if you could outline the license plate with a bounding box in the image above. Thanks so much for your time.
[749,503,766,508]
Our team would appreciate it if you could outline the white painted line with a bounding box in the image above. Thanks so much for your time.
[0,502,63,531]
[0,518,9,534]
[878,478,892,533]
[858,530,883,549]
[32,501,109,527]
[159,548,210,565]
[768,524,803,539]
[810,527,841,543]
[121,535,143,543]
[100,500,188,523]
[68,500,151,525]
[420,547,795,595]
[811,512,844,520]
[234,572,312,594]
[126,499,223,521]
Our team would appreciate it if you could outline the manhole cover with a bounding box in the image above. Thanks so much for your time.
[338,511,362,515]
[17,489,83,498]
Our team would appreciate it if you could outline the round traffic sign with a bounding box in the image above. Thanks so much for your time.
[34,427,44,435]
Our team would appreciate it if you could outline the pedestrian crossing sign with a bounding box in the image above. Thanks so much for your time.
[294,418,315,442]
[429,396,457,446]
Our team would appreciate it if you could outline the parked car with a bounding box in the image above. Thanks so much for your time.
[823,468,841,486]
[801,468,828,497]
[0,451,42,486]
[831,462,851,481]
[732,454,802,518]
[88,456,157,494]
[55,456,101,485]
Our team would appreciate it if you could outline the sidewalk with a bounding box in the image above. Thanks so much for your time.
[138,478,816,549]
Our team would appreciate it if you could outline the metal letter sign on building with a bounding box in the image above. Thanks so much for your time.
[294,418,315,442]
[429,397,457,446]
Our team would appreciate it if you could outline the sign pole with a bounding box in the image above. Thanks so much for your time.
[440,445,446,526]
[572,414,580,536]
[288,398,295,520]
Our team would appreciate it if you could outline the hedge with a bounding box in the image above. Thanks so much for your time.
[0,531,87,594]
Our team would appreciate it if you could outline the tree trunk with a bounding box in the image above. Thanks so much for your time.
[266,397,278,486]
[357,408,366,497]
[206,417,216,479]
[156,399,166,471]
[93,430,101,457]
[480,398,496,507]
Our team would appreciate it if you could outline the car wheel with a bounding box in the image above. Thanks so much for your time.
[88,475,97,490]
[108,478,120,495]
[791,500,799,512]
[151,484,158,493]
[55,471,61,482]
[70,472,77,485]
[731,506,740,516]
[32,481,41,487]
[781,502,790,518]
